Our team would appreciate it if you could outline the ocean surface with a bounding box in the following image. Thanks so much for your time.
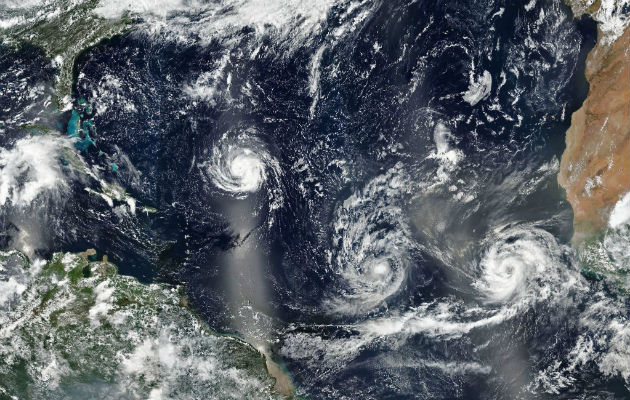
[1,0,629,398]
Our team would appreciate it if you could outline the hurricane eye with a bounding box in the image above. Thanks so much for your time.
[372,261,389,276]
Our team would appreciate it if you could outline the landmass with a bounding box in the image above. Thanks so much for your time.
[559,0,630,243]
[0,0,130,108]
[0,249,294,399]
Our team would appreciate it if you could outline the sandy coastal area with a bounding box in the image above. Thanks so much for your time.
[559,0,630,242]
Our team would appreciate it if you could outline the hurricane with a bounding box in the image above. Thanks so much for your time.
[327,164,415,315]
[472,225,573,305]
[201,129,282,204]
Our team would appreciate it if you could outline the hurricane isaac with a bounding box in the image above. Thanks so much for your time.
[0,0,629,399]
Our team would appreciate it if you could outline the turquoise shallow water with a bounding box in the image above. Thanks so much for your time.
[0,0,629,398]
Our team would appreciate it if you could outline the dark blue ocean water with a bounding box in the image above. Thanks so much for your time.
[2,0,628,398]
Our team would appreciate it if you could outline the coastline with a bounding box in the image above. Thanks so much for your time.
[559,1,630,243]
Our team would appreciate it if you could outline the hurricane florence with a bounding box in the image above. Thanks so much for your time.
[202,129,281,201]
